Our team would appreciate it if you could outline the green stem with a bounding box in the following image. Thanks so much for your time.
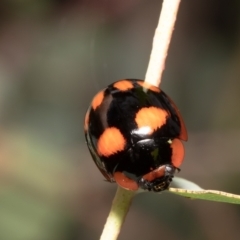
[100,187,135,240]
[99,1,182,239]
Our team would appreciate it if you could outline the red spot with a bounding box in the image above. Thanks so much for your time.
[135,107,168,134]
[98,127,126,157]
[137,81,161,93]
[114,172,139,190]
[170,139,185,168]
[113,80,134,91]
[84,109,90,132]
[92,91,104,110]
[142,166,166,182]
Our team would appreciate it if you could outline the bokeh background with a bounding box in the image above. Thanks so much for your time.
[0,0,240,239]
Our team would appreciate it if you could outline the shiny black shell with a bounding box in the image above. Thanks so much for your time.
[84,79,187,191]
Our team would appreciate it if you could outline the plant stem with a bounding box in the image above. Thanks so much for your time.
[99,1,182,239]
[100,187,135,240]
[145,0,181,87]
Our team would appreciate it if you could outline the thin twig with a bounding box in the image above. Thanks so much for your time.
[100,187,135,240]
[99,1,182,239]
[145,0,181,87]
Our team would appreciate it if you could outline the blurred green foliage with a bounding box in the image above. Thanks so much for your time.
[0,0,240,239]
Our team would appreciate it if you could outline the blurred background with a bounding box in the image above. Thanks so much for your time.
[0,0,240,239]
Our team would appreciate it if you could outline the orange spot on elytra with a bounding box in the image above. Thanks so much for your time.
[113,80,134,91]
[98,127,126,157]
[142,166,165,182]
[92,91,104,110]
[114,172,139,190]
[137,81,160,93]
[170,139,185,168]
[84,109,90,131]
[135,107,168,134]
